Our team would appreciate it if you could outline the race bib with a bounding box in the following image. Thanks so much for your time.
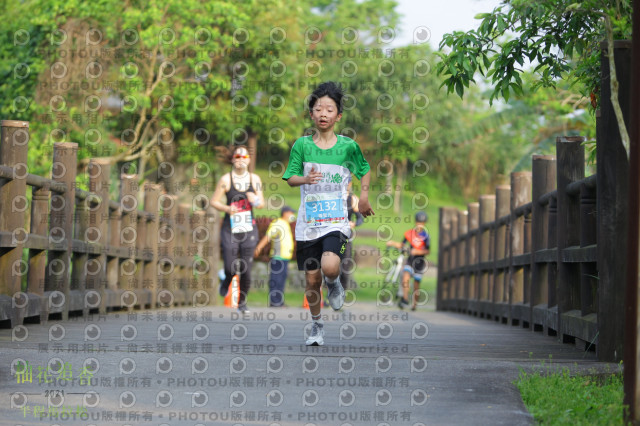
[304,192,346,227]
[231,209,254,234]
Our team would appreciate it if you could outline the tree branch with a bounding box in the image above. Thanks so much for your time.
[567,4,631,159]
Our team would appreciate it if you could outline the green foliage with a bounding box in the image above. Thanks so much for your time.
[1,0,597,207]
[437,0,632,107]
[1,0,407,183]
[516,364,626,425]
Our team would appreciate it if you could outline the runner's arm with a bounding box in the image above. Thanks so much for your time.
[254,234,270,258]
[210,175,235,214]
[287,167,322,187]
[357,170,374,217]
[248,173,265,208]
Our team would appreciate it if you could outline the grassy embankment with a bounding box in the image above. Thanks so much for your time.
[516,359,625,425]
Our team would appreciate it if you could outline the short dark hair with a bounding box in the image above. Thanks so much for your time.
[281,205,294,216]
[308,81,344,114]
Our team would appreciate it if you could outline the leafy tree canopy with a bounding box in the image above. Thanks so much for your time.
[436,0,632,106]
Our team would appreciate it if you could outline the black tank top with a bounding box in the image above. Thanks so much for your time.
[222,171,256,232]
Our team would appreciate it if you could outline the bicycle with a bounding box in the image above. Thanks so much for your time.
[378,246,410,306]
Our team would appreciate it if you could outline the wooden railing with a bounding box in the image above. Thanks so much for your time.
[0,120,220,327]
[437,41,632,363]
[437,134,626,362]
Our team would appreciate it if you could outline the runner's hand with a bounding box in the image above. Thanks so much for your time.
[358,198,374,217]
[306,167,322,184]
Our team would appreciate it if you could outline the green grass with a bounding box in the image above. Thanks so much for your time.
[516,362,626,425]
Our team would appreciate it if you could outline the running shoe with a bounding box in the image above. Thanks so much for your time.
[326,281,345,311]
[305,321,324,346]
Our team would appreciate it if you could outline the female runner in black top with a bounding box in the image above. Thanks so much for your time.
[210,146,265,313]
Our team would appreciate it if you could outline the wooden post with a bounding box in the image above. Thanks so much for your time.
[0,120,29,326]
[106,195,121,299]
[27,184,49,324]
[523,198,532,318]
[119,174,139,296]
[166,196,179,303]
[531,155,556,331]
[449,211,458,303]
[143,183,161,307]
[248,133,257,174]
[71,191,89,293]
[178,204,190,304]
[136,204,147,307]
[87,159,110,313]
[467,202,480,305]
[493,185,510,310]
[599,41,631,362]
[547,195,558,315]
[442,216,451,303]
[510,172,532,326]
[446,209,456,304]
[478,195,495,316]
[556,136,585,343]
[437,207,456,308]
[436,207,447,309]
[28,186,50,297]
[46,142,78,320]
[192,209,206,305]
[205,207,219,304]
[624,3,640,419]
[458,210,468,308]
[580,183,597,317]
[158,194,178,306]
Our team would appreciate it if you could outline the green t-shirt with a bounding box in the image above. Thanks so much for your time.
[282,135,370,241]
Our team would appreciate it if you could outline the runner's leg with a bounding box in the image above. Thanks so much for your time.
[339,240,353,290]
[412,279,421,309]
[237,230,257,308]
[305,269,323,316]
[402,270,412,301]
[219,231,236,296]
[269,258,287,306]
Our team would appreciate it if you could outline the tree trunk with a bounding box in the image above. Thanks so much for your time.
[248,131,257,174]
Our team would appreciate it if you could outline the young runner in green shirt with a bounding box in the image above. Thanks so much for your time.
[283,81,374,346]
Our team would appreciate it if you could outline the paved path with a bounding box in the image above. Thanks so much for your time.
[0,302,611,425]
